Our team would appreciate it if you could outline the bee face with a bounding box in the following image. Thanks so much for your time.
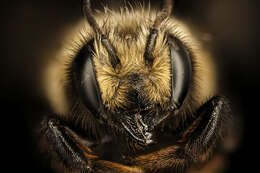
[40,1,234,173]
[61,9,214,145]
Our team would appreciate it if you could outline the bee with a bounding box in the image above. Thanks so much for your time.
[40,0,236,172]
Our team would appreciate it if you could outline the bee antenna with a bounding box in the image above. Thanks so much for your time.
[82,0,121,69]
[144,0,174,66]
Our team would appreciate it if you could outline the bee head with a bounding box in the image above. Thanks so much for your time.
[44,0,216,146]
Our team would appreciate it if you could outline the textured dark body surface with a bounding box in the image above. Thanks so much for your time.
[41,96,233,173]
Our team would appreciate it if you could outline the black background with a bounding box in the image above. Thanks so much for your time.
[1,0,260,172]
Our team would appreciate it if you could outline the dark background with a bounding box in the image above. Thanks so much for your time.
[1,0,259,172]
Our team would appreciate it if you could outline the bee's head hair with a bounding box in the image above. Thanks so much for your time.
[43,2,217,123]
[82,0,175,68]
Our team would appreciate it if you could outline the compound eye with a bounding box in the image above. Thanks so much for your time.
[168,36,192,108]
[72,39,102,118]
